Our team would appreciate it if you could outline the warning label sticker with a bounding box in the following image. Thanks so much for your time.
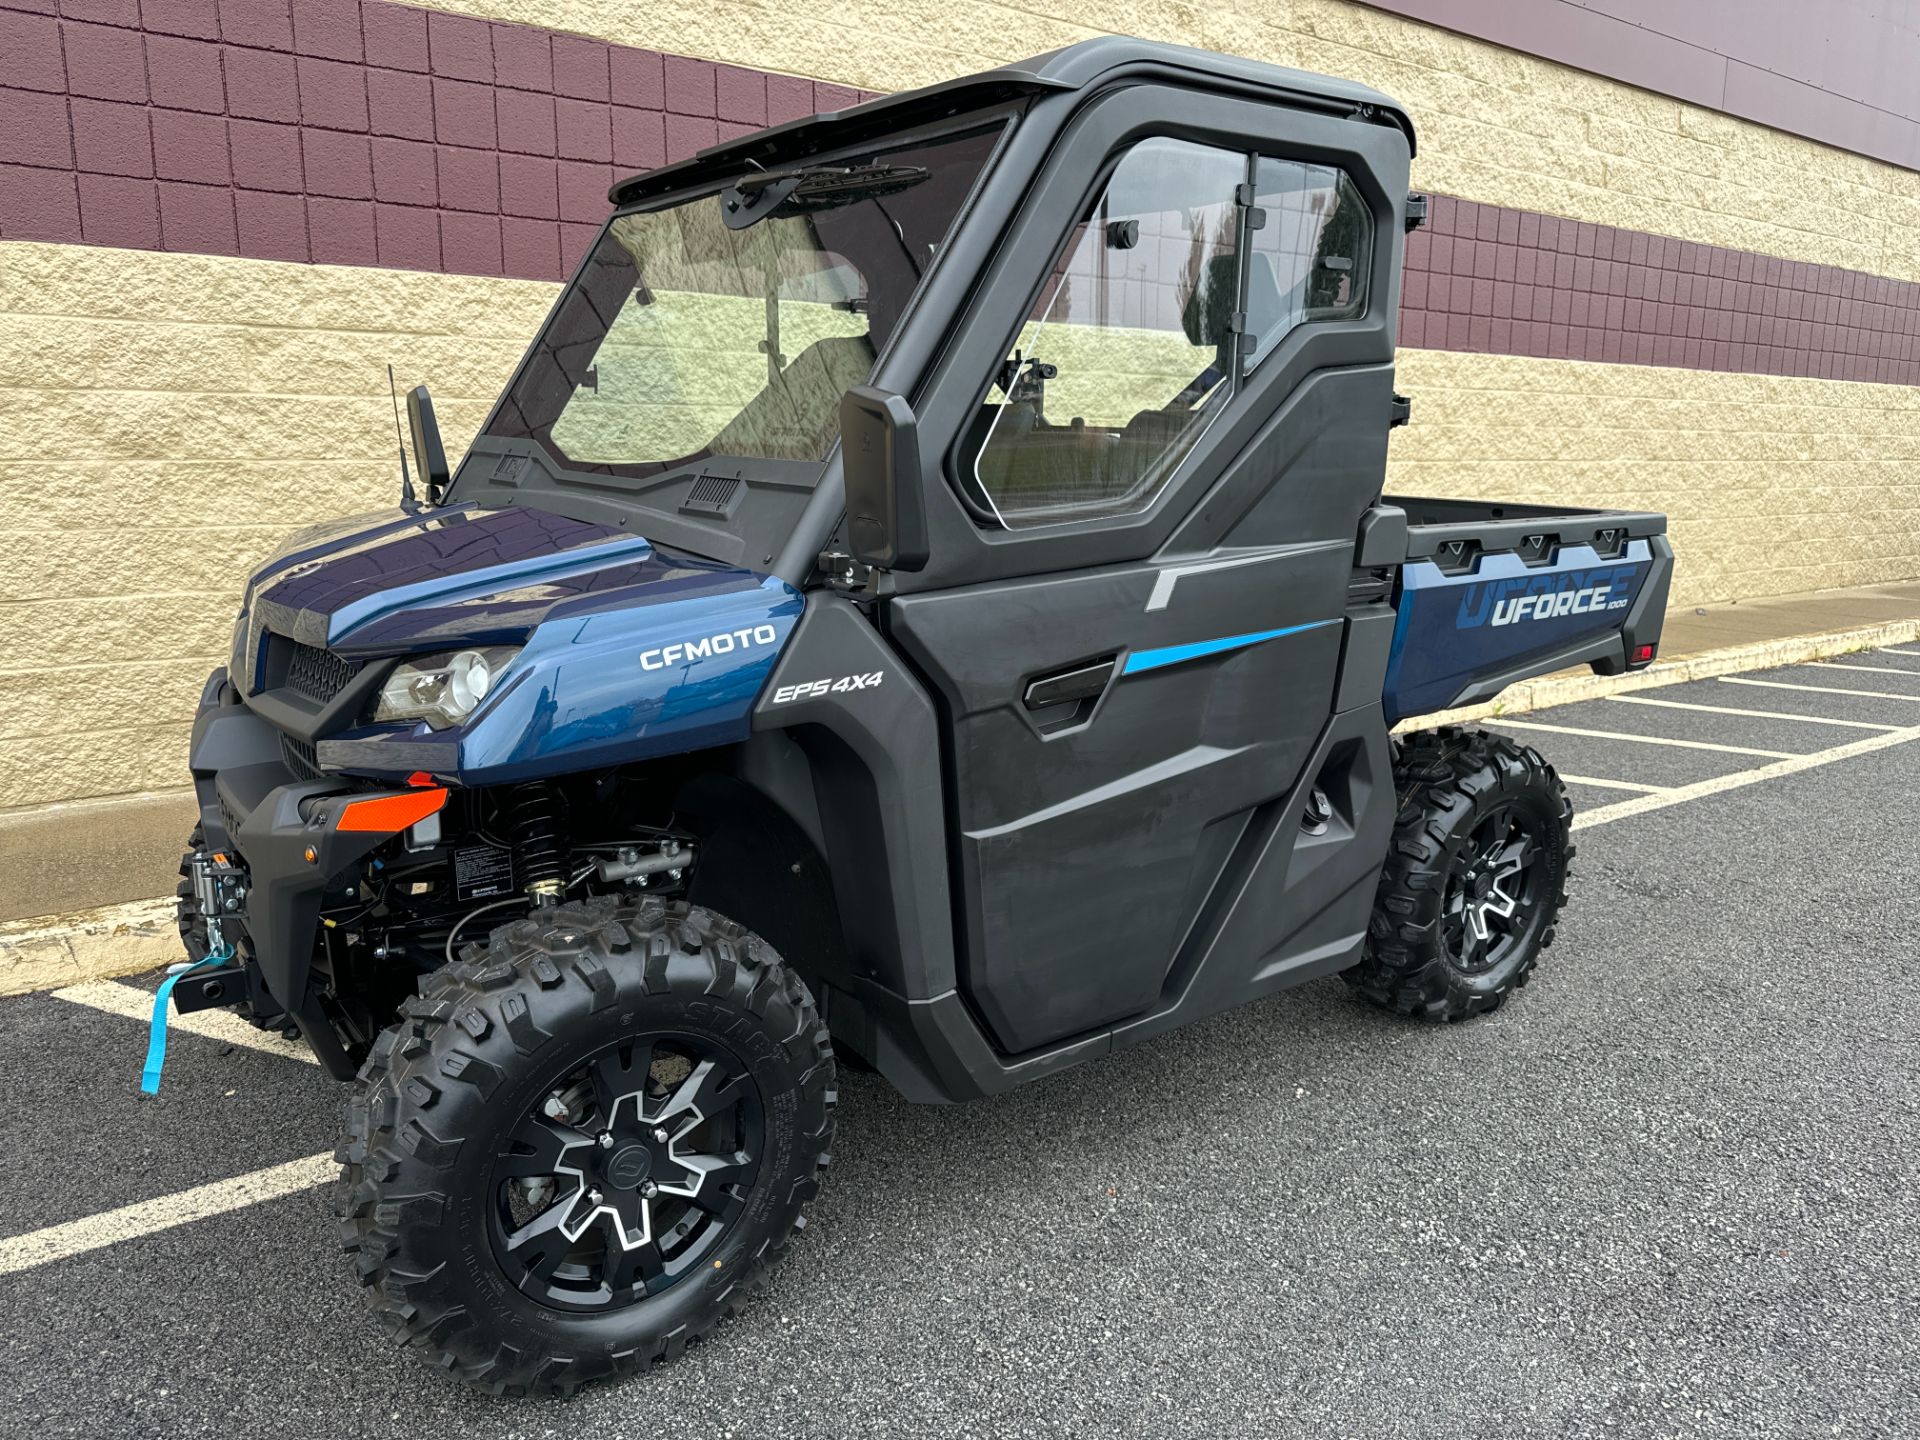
[453,845,515,901]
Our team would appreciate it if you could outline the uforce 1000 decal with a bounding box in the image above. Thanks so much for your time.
[1455,565,1637,630]
[1381,539,1653,724]
[771,671,885,704]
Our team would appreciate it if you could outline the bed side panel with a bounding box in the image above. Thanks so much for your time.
[1383,538,1655,722]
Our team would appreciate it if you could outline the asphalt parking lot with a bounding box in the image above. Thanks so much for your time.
[2,648,1917,1440]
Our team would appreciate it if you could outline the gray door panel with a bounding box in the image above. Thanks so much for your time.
[887,545,1348,1053]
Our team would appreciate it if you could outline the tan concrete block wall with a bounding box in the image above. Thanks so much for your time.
[410,0,1920,282]
[1390,350,1920,608]
[0,241,556,812]
[5,235,1919,817]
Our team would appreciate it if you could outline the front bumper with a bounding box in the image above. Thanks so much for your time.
[189,668,438,1077]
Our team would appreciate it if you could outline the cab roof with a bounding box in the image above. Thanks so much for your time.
[609,37,1415,207]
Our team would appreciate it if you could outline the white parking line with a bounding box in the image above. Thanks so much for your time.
[1559,774,1670,793]
[1605,695,1901,732]
[0,1152,334,1276]
[1490,720,1797,759]
[50,982,316,1064]
[1576,722,1920,830]
[1806,661,1920,680]
[1720,677,1920,703]
[1880,647,1920,657]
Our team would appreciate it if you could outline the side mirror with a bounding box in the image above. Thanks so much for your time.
[839,384,928,572]
[405,384,450,506]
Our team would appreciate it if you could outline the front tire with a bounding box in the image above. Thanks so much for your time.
[336,897,836,1394]
[1345,726,1573,1021]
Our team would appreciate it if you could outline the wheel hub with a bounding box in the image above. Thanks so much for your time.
[603,1143,653,1190]
[551,1083,724,1251]
[489,1036,764,1311]
[1445,804,1543,974]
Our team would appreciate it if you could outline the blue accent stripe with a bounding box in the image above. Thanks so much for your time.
[1122,618,1340,675]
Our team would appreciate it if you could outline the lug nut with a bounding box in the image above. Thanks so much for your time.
[640,1180,658,1198]
[587,1188,603,1205]
[597,1132,614,1148]
[652,1127,670,1144]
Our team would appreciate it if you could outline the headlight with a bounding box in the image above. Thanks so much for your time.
[373,646,519,729]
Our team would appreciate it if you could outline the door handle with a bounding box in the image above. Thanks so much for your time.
[1023,657,1115,711]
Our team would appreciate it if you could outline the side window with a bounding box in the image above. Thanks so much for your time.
[1244,159,1371,365]
[968,138,1247,529]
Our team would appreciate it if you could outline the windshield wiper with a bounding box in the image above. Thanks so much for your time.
[721,164,930,229]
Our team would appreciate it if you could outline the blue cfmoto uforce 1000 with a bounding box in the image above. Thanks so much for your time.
[169,39,1671,1395]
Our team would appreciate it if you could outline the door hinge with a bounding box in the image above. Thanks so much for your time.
[1234,181,1268,232]
[818,550,881,594]
[1389,392,1413,428]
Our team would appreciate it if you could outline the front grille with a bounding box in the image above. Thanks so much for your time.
[280,732,322,780]
[281,639,360,705]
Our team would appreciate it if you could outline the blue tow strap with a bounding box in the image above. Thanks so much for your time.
[141,946,230,1095]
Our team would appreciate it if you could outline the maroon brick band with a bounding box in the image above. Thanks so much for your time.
[1357,0,1920,175]
[2,0,1916,385]
[1402,195,1920,385]
[0,0,875,280]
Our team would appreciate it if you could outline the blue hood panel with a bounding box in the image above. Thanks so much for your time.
[244,505,684,656]
[240,505,804,785]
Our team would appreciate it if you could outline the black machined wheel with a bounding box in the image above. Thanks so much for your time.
[1345,726,1573,1021]
[1441,801,1549,975]
[337,897,835,1395]
[490,1032,767,1312]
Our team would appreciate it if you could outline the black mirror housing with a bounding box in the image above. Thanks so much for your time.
[405,384,451,506]
[839,384,928,572]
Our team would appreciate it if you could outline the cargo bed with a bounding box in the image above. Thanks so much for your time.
[1361,496,1673,723]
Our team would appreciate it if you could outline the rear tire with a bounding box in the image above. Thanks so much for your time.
[1345,726,1573,1021]
[336,896,836,1395]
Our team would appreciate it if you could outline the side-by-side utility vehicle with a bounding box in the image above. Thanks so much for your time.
[170,39,1671,1392]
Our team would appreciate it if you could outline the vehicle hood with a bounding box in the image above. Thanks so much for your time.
[240,503,761,660]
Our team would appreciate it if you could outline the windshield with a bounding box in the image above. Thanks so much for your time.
[483,124,1005,483]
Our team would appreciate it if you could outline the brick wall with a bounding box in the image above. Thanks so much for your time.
[1401,196,1920,384]
[0,0,876,281]
[379,0,1920,285]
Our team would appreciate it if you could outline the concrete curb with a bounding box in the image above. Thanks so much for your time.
[0,898,177,999]
[5,614,1918,998]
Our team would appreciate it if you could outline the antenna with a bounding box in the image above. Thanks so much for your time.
[388,363,422,515]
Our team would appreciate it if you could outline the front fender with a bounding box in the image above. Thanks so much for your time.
[317,577,806,784]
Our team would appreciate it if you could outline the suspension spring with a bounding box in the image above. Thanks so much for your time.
[510,782,567,901]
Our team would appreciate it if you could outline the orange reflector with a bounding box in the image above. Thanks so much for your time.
[406,770,436,788]
[336,788,448,834]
